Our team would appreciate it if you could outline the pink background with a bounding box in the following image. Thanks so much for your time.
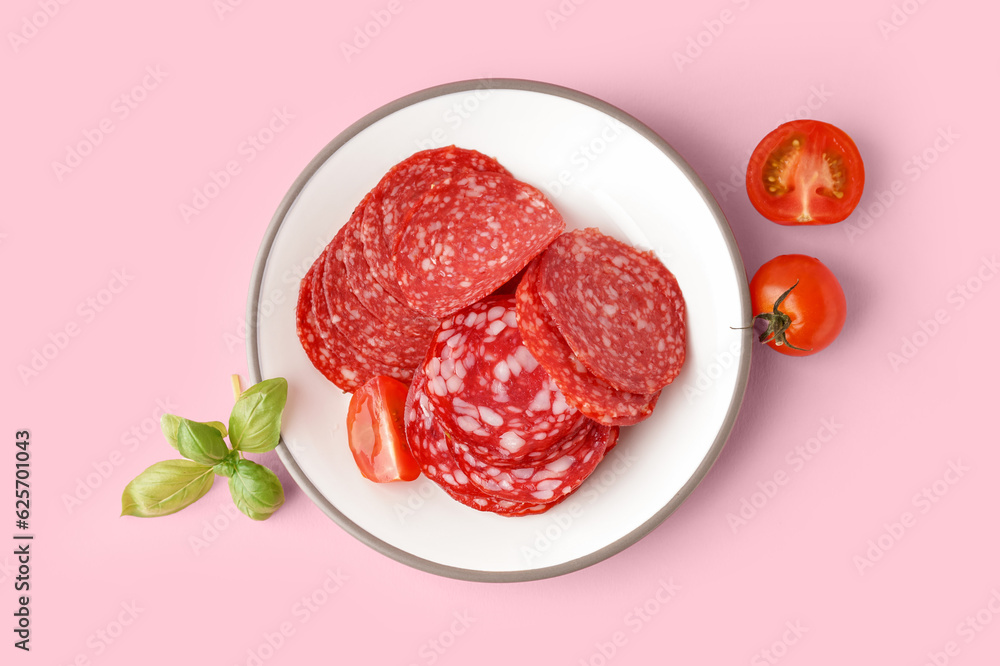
[5,0,999,663]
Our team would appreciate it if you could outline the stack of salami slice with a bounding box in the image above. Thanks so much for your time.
[515,228,686,426]
[296,146,687,517]
[296,146,564,393]
[405,296,619,516]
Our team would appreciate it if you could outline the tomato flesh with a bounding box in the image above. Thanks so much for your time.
[747,120,864,225]
[749,254,847,357]
[346,376,420,483]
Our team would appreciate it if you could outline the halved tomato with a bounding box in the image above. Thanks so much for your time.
[746,120,864,225]
[346,376,420,483]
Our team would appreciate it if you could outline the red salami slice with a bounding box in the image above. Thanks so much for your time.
[404,367,482,494]
[451,421,617,503]
[439,482,569,517]
[361,147,510,300]
[322,225,431,370]
[422,296,586,464]
[305,245,411,391]
[342,198,441,341]
[516,260,659,425]
[537,228,686,393]
[404,366,570,517]
[393,171,565,318]
[296,263,342,384]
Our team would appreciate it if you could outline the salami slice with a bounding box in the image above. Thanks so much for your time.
[342,198,441,341]
[451,421,616,503]
[305,244,411,391]
[439,482,569,517]
[537,228,686,394]
[393,171,565,318]
[516,260,659,426]
[361,147,510,300]
[421,296,586,463]
[322,225,431,369]
[404,365,572,517]
[296,263,342,385]
[403,366,483,495]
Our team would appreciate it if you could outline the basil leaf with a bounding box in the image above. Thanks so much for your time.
[161,414,227,450]
[213,450,240,478]
[176,418,229,465]
[229,459,284,521]
[229,377,287,453]
[121,460,215,518]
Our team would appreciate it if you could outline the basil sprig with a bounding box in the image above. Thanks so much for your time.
[121,377,288,521]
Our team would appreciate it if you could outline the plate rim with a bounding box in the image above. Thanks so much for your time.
[246,78,752,583]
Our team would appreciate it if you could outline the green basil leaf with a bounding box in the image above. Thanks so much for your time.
[229,459,284,521]
[161,414,227,450]
[213,450,240,478]
[176,418,229,465]
[229,377,287,453]
[121,460,215,518]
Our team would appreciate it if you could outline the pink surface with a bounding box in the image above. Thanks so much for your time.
[5,0,998,663]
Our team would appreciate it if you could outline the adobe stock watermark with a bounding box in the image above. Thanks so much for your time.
[750,621,808,666]
[714,85,834,202]
[726,418,843,534]
[853,459,969,575]
[61,398,178,514]
[886,255,997,372]
[672,0,754,72]
[521,448,639,564]
[682,340,741,404]
[578,578,681,666]
[17,268,135,386]
[51,66,168,182]
[394,477,440,524]
[414,78,496,151]
[545,0,589,31]
[405,612,476,666]
[542,117,628,200]
[58,601,144,664]
[180,107,294,223]
[213,0,248,20]
[237,568,350,666]
[0,556,17,585]
[7,0,72,54]
[844,126,959,242]
[224,235,328,354]
[340,0,414,62]
[189,502,242,555]
[877,0,932,40]
[920,588,1000,666]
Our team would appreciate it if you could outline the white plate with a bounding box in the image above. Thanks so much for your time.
[248,80,751,581]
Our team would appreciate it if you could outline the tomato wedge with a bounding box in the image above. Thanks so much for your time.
[746,120,864,225]
[346,376,420,483]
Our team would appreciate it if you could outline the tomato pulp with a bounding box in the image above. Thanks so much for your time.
[346,376,420,483]
[746,120,864,225]
[750,254,847,356]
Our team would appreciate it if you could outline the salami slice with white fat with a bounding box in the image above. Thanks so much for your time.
[392,171,564,318]
[304,245,411,391]
[403,369,477,494]
[537,228,686,394]
[405,366,574,517]
[421,295,587,463]
[342,197,441,341]
[516,260,659,425]
[361,147,510,300]
[451,421,617,504]
[322,225,431,369]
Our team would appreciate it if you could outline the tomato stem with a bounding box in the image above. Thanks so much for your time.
[754,281,813,352]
